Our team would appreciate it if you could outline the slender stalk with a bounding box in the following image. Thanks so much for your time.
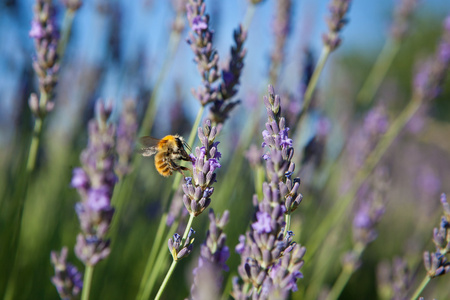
[81,265,94,300]
[57,9,76,60]
[139,16,184,137]
[325,244,364,300]
[137,220,176,300]
[410,275,431,300]
[356,39,401,106]
[284,213,291,236]
[304,96,422,262]
[242,3,256,31]
[154,215,195,300]
[154,260,177,300]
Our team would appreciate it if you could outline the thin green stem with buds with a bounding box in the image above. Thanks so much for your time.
[154,214,195,300]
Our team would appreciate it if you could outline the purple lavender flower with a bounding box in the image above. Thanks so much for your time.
[171,0,188,34]
[190,210,230,300]
[28,0,60,117]
[168,229,195,260]
[322,0,352,51]
[377,258,411,300]
[423,194,450,278]
[390,0,419,41]
[269,0,292,83]
[186,0,220,106]
[115,99,138,179]
[414,15,450,101]
[72,101,116,266]
[232,86,305,299]
[51,247,83,299]
[209,25,247,125]
[182,120,221,217]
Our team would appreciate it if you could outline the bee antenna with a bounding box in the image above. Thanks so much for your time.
[183,140,192,152]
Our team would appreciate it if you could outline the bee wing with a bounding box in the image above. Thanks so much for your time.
[139,136,161,157]
[139,136,161,147]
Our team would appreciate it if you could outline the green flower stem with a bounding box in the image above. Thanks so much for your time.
[154,260,177,300]
[305,96,422,262]
[57,9,76,60]
[81,265,94,300]
[242,3,256,31]
[154,214,195,300]
[325,243,364,300]
[139,15,184,137]
[137,220,176,300]
[284,213,292,236]
[356,39,401,106]
[410,275,431,300]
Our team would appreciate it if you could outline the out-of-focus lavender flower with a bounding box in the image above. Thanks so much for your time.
[115,99,138,179]
[232,86,305,299]
[168,229,195,260]
[269,0,292,84]
[186,0,220,106]
[245,144,264,168]
[423,194,450,278]
[377,258,411,300]
[51,247,83,300]
[61,0,83,10]
[414,15,450,101]
[72,101,116,266]
[28,0,60,117]
[390,0,419,41]
[210,25,247,125]
[352,167,388,247]
[345,105,389,175]
[322,0,352,51]
[182,120,221,217]
[171,0,188,34]
[190,210,229,300]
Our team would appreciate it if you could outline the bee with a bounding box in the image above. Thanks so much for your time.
[140,135,192,177]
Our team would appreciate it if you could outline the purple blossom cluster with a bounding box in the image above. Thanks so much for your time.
[71,102,116,266]
[322,0,352,51]
[352,167,388,247]
[115,99,138,179]
[377,258,411,300]
[210,25,247,125]
[390,0,419,41]
[346,105,389,175]
[414,15,450,101]
[423,194,450,278]
[171,0,188,34]
[51,247,83,300]
[28,0,60,117]
[187,0,246,126]
[232,86,305,299]
[190,210,230,299]
[182,120,221,217]
[269,0,292,83]
[186,0,220,106]
[168,228,195,261]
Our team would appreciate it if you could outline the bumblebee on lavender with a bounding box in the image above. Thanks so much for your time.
[140,135,192,177]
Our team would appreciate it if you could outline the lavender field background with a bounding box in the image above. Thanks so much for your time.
[1,0,450,299]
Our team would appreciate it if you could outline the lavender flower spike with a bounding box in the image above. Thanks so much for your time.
[187,0,220,106]
[414,15,450,102]
[232,86,305,299]
[28,0,60,117]
[322,0,352,52]
[209,25,247,125]
[182,120,221,217]
[115,99,138,179]
[72,101,117,266]
[390,0,419,41]
[423,194,450,278]
[51,247,83,300]
[190,210,230,300]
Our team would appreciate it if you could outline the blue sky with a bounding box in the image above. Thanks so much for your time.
[0,0,449,139]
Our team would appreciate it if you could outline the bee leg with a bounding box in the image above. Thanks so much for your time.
[177,166,192,177]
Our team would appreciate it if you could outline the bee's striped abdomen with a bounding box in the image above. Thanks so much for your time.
[155,152,172,177]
